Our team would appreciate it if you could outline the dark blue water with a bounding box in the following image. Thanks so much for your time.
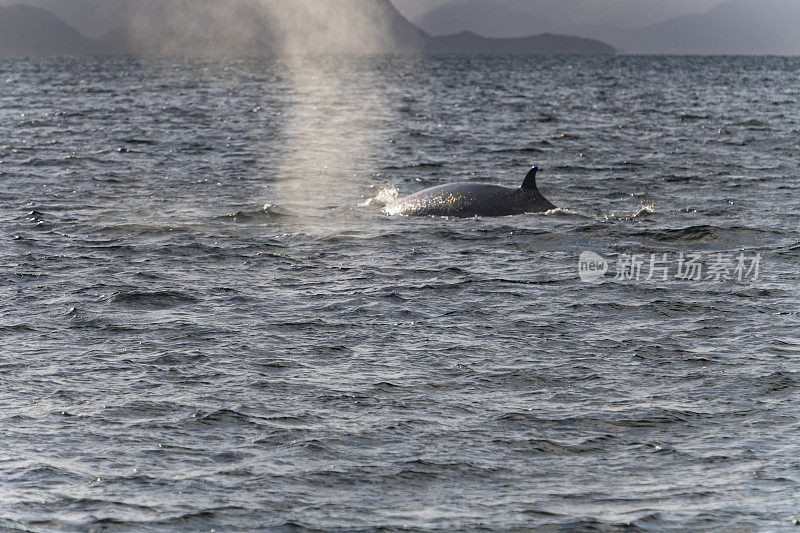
[2,55,799,531]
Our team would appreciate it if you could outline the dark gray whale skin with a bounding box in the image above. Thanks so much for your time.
[383,166,555,217]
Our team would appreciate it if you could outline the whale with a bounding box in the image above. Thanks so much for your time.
[383,165,555,217]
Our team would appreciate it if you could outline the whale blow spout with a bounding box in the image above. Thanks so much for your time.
[383,165,556,217]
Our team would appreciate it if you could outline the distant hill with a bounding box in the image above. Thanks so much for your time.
[414,0,800,55]
[0,0,133,38]
[0,4,93,55]
[415,0,722,38]
[417,1,551,38]
[427,30,615,55]
[610,0,800,55]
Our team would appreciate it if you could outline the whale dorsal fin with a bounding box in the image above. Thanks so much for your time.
[521,166,539,190]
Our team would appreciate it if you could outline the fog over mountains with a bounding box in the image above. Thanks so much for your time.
[0,0,614,56]
[0,0,796,56]
[414,0,800,55]
[412,0,722,35]
[0,0,427,55]
[0,4,93,55]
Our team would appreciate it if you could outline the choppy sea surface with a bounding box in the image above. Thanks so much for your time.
[2,55,799,531]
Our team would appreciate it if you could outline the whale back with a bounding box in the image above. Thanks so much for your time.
[383,164,556,217]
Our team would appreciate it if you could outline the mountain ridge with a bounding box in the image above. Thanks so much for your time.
[427,30,614,55]
[414,0,800,55]
[621,0,800,54]
[0,3,93,55]
[0,0,615,57]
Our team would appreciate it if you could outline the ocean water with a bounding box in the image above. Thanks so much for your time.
[1,54,799,531]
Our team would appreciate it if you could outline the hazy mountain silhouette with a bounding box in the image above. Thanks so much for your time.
[0,0,615,57]
[414,0,800,55]
[0,4,93,55]
[419,1,551,38]
[610,0,800,55]
[2,0,133,38]
[3,0,797,58]
[427,30,614,55]
[0,0,427,55]
[416,0,723,38]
